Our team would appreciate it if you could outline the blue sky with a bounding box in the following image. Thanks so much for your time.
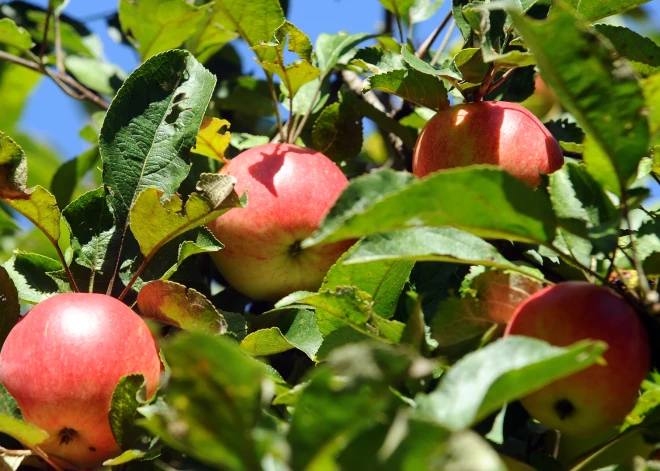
[15,0,660,164]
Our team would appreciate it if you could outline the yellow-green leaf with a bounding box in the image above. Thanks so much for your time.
[194,117,231,163]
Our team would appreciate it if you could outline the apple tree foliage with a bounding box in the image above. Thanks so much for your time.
[0,0,658,469]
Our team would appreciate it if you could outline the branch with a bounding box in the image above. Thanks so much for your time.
[430,20,456,67]
[416,12,452,59]
[622,193,655,303]
[0,50,109,110]
[265,73,285,142]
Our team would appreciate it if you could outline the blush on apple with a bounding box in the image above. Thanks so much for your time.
[207,143,354,301]
[412,101,564,187]
[0,293,162,470]
[505,282,650,437]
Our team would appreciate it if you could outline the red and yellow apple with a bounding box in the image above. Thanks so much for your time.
[412,101,564,187]
[505,282,650,437]
[207,143,354,301]
[0,293,162,470]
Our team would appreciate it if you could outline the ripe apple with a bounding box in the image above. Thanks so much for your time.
[207,143,354,301]
[0,293,162,470]
[505,282,650,437]
[471,271,543,324]
[412,101,564,187]
[520,75,560,120]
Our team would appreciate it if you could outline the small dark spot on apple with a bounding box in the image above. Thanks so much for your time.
[89,446,97,452]
[554,399,576,420]
[288,241,303,258]
[59,428,77,445]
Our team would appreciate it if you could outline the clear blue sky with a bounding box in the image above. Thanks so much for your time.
[16,0,660,165]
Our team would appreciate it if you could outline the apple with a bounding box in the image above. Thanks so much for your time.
[471,271,543,324]
[520,75,560,120]
[207,143,354,301]
[505,282,650,437]
[412,101,564,187]
[0,293,162,470]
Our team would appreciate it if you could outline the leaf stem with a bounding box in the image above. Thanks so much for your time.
[265,73,285,142]
[485,67,517,95]
[417,12,452,59]
[54,243,79,292]
[54,9,65,74]
[290,82,321,144]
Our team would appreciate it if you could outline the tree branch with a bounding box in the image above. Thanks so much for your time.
[0,50,109,110]
[416,12,452,59]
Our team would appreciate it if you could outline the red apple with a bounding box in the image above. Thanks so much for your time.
[412,101,564,187]
[505,282,650,437]
[207,143,354,301]
[0,293,162,470]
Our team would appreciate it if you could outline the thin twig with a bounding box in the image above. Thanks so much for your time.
[604,247,618,284]
[39,2,54,61]
[290,83,322,144]
[265,74,284,142]
[0,50,109,109]
[623,195,654,302]
[416,12,452,59]
[652,172,660,186]
[431,20,456,66]
[54,10,65,74]
[54,244,79,292]
[0,446,32,457]
[474,65,497,102]
[395,15,405,44]
[485,68,517,95]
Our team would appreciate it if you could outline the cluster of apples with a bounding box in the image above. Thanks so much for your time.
[0,98,650,469]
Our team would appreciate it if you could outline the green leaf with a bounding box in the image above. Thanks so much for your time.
[0,384,21,420]
[139,333,267,470]
[312,89,363,162]
[462,5,507,62]
[64,56,126,96]
[364,67,450,110]
[548,162,620,254]
[241,308,323,360]
[3,186,61,247]
[229,133,270,151]
[560,0,651,22]
[100,49,216,227]
[0,267,20,346]
[137,280,228,334]
[184,7,240,64]
[304,167,557,249]
[415,336,606,430]
[212,0,285,63]
[0,18,33,50]
[511,4,649,194]
[325,244,415,320]
[316,32,373,78]
[109,374,146,450]
[0,131,28,199]
[129,174,240,261]
[161,226,224,280]
[0,385,48,446]
[259,60,320,99]
[297,287,405,342]
[410,0,444,24]
[401,46,462,81]
[644,75,660,148]
[378,0,417,17]
[595,25,660,79]
[50,146,100,208]
[635,219,660,276]
[118,0,212,60]
[2,252,61,304]
[62,187,117,282]
[0,63,41,131]
[453,48,489,83]
[344,227,530,274]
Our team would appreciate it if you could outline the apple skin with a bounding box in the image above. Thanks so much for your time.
[505,282,650,437]
[0,293,162,470]
[412,101,564,187]
[207,143,354,301]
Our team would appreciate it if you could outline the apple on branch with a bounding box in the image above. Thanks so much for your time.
[505,282,650,437]
[412,101,564,187]
[207,143,354,301]
[0,293,162,470]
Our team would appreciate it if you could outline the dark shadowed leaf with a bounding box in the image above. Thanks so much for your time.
[0,267,19,346]
[109,374,147,450]
[137,280,227,334]
[364,67,449,110]
[312,89,363,162]
[511,4,649,195]
[304,167,557,248]
[595,25,660,78]
[50,146,100,208]
[2,252,61,304]
[415,336,605,430]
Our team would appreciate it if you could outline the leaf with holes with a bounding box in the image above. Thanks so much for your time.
[193,117,231,163]
[137,280,227,334]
